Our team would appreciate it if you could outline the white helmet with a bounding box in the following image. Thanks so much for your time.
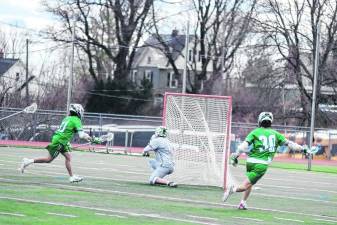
[258,112,273,127]
[155,126,168,137]
[69,104,84,119]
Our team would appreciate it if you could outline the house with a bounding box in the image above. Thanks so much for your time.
[0,50,34,105]
[131,30,213,103]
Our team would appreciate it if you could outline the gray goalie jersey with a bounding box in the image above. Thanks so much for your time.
[148,136,175,169]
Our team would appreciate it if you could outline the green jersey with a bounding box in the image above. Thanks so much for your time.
[52,116,83,145]
[245,127,286,164]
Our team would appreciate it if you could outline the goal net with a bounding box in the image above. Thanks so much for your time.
[163,92,232,188]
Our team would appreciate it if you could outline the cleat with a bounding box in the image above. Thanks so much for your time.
[69,175,83,183]
[168,181,178,188]
[20,158,33,174]
[238,202,248,210]
[222,184,235,202]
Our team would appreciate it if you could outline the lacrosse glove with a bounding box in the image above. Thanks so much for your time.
[230,153,239,167]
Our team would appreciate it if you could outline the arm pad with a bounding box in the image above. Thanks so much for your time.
[237,141,249,153]
[285,140,304,151]
[78,131,91,141]
[143,145,152,153]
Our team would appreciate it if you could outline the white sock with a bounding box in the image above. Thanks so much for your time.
[27,159,34,165]
[233,186,238,192]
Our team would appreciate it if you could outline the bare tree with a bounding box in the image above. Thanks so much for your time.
[255,0,337,126]
[190,0,257,94]
[43,0,154,83]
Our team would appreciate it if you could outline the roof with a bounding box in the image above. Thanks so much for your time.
[133,33,194,67]
[0,58,19,76]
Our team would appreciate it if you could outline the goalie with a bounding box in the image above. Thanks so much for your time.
[223,112,307,209]
[142,126,177,188]
[20,104,100,183]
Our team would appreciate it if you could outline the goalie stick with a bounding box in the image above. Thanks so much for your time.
[0,103,37,121]
[72,133,114,149]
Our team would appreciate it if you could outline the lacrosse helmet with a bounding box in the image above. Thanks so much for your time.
[258,112,273,127]
[69,104,84,119]
[155,126,168,137]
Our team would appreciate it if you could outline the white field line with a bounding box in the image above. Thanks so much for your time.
[232,216,264,222]
[0,196,220,225]
[95,212,127,219]
[0,211,25,217]
[2,152,337,182]
[264,177,333,186]
[2,164,337,207]
[187,215,219,221]
[17,169,337,206]
[258,184,337,194]
[0,158,148,176]
[47,212,78,218]
[274,217,304,223]
[314,218,337,223]
[2,158,337,195]
[253,193,337,205]
[0,177,336,221]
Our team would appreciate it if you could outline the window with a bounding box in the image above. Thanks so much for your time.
[145,70,153,83]
[167,71,178,88]
[198,51,202,62]
[131,70,137,83]
[147,56,151,64]
[15,73,20,81]
[188,49,193,62]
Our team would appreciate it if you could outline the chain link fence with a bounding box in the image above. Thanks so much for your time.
[0,107,336,160]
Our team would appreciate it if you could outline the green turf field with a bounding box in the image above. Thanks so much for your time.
[0,147,336,225]
[238,159,337,174]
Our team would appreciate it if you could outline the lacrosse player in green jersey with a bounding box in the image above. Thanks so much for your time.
[20,104,100,183]
[222,112,307,209]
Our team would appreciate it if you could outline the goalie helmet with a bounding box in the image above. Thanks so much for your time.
[155,126,168,137]
[69,104,84,119]
[258,112,273,127]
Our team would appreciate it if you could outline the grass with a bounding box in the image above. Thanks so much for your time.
[238,159,337,174]
[0,147,336,225]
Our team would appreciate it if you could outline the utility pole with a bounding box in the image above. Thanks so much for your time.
[66,19,76,114]
[182,20,189,94]
[308,21,320,171]
[25,38,29,105]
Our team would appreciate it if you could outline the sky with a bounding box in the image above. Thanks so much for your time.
[0,0,55,30]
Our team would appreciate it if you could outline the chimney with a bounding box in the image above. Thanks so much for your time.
[171,29,179,37]
[0,49,3,59]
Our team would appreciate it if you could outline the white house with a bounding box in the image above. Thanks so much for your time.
[0,50,35,105]
[131,30,213,100]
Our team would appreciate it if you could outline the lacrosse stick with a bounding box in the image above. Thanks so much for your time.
[72,133,114,149]
[0,103,37,121]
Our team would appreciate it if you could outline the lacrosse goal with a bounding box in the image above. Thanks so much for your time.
[163,92,232,188]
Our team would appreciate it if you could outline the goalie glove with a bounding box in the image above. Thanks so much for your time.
[142,151,150,157]
[90,136,102,145]
[230,153,239,167]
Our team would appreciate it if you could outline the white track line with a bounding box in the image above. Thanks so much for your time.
[314,218,337,223]
[95,212,127,219]
[274,217,304,223]
[253,193,337,205]
[0,177,336,221]
[47,212,78,218]
[232,216,263,222]
[0,196,220,225]
[259,184,337,194]
[187,215,219,221]
[18,170,337,205]
[2,164,337,206]
[0,211,25,217]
